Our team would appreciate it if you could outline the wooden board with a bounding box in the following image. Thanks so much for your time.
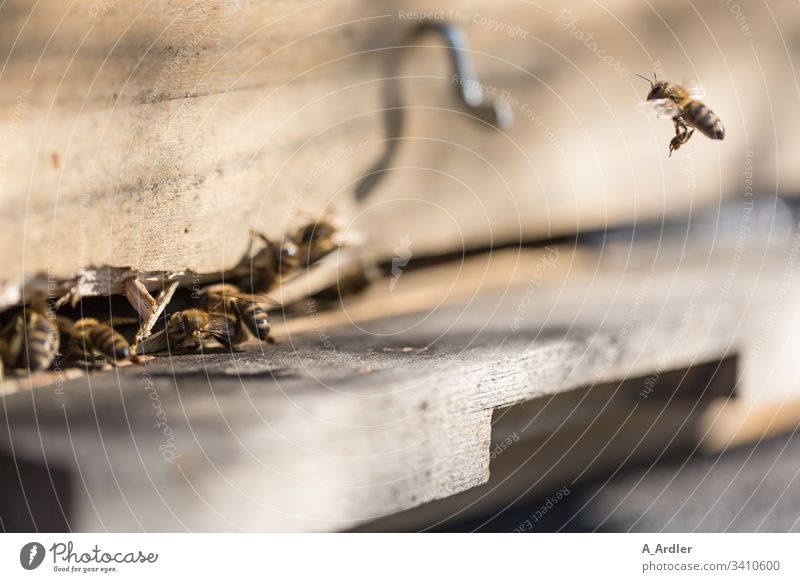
[3,201,800,531]
[1,0,799,305]
[355,359,737,532]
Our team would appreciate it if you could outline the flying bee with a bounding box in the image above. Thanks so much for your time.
[200,284,274,341]
[637,73,725,157]
[0,306,60,371]
[166,308,247,351]
[72,318,132,363]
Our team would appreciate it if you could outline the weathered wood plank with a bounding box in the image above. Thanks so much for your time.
[3,201,800,531]
[355,360,737,532]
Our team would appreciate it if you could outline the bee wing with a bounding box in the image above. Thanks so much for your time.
[201,312,244,346]
[639,98,682,118]
[683,79,706,100]
[243,293,280,310]
[133,328,169,355]
[201,283,241,296]
[331,228,365,248]
[200,283,279,310]
[217,289,281,310]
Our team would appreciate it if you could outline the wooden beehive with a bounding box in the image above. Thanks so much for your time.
[1,0,798,308]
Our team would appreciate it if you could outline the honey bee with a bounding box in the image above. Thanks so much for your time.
[0,305,60,371]
[237,221,362,294]
[294,221,341,267]
[73,318,132,363]
[200,284,273,341]
[0,315,22,369]
[55,315,91,364]
[637,73,725,157]
[237,233,300,293]
[165,308,247,351]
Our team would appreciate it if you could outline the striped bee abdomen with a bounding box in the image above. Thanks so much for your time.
[89,324,131,361]
[56,316,88,363]
[685,100,725,140]
[237,301,271,341]
[22,312,59,370]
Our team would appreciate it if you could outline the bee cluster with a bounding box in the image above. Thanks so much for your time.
[0,308,133,378]
[0,220,361,379]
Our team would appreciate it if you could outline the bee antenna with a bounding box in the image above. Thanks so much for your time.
[635,73,654,88]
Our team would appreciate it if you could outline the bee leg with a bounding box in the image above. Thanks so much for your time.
[669,119,683,157]
[668,137,680,157]
[668,131,688,156]
[669,118,692,157]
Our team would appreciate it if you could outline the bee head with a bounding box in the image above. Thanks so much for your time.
[647,81,670,101]
[167,312,187,336]
[280,241,298,260]
[636,73,668,100]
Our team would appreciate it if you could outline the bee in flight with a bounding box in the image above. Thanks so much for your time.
[637,73,725,157]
